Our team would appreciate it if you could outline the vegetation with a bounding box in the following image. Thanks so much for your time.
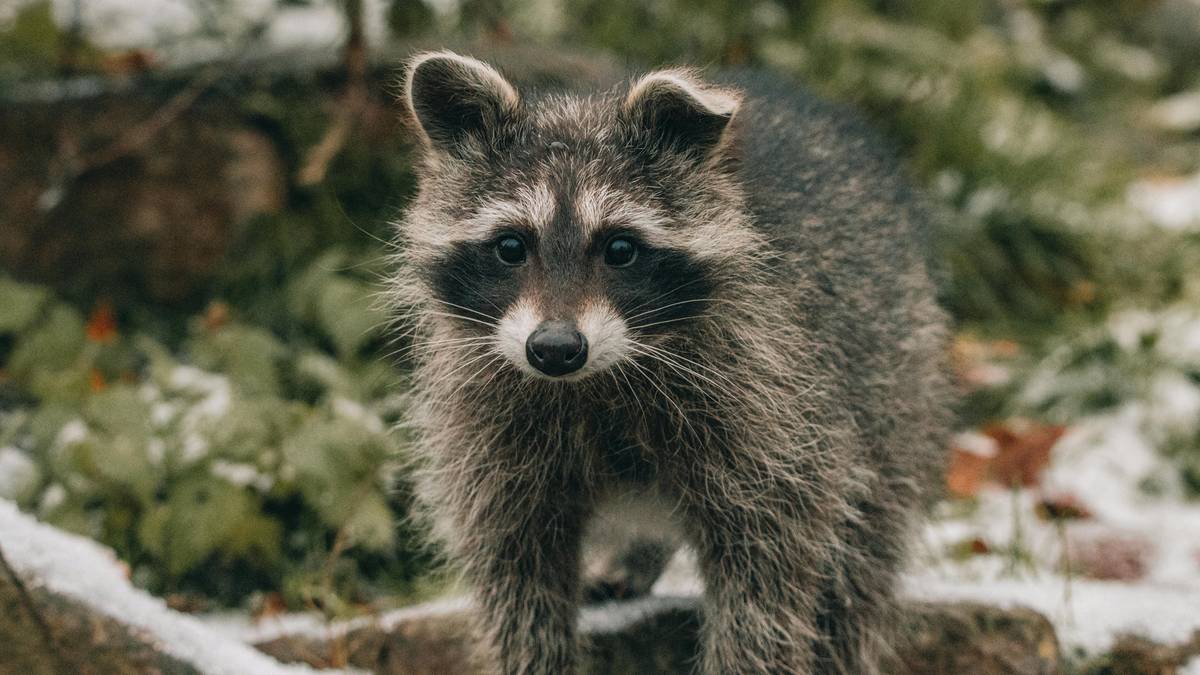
[2,0,1199,616]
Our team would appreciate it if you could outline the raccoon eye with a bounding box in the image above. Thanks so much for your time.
[494,235,527,266]
[604,237,638,267]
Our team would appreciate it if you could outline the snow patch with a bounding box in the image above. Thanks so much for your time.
[906,574,1200,654]
[1128,173,1200,231]
[3,0,392,66]
[0,447,39,500]
[0,500,356,675]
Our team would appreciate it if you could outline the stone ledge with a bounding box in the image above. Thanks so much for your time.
[255,595,1061,675]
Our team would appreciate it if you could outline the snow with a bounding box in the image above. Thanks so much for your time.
[2,0,393,66]
[200,611,329,645]
[0,500,358,675]
[920,308,1200,656]
[579,595,699,635]
[169,365,233,462]
[922,420,1200,653]
[54,418,88,448]
[1128,173,1200,231]
[210,460,273,492]
[1148,89,1200,132]
[1185,655,1200,675]
[905,574,1200,654]
[0,447,38,500]
[332,396,386,434]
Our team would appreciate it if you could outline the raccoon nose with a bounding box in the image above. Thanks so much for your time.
[526,321,588,376]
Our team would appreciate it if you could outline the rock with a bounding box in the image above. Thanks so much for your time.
[0,569,205,675]
[1078,632,1200,675]
[0,500,342,675]
[255,595,1060,675]
[0,498,1068,675]
[897,601,1059,675]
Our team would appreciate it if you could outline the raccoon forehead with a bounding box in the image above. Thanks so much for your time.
[572,182,671,243]
[446,179,673,246]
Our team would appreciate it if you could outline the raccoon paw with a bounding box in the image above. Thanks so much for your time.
[583,539,673,603]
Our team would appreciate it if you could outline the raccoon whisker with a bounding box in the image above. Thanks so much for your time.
[614,360,643,401]
[622,278,712,318]
[624,298,728,323]
[621,356,695,445]
[437,278,506,316]
[629,314,716,330]
[627,344,737,400]
[625,336,735,383]
[434,348,507,390]
[448,354,508,404]
[422,311,499,329]
[642,344,740,391]
[609,360,643,410]
[627,338,744,398]
[380,330,494,356]
[431,298,502,323]
[390,337,495,361]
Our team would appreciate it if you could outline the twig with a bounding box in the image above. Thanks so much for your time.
[296,0,369,187]
[72,66,224,173]
[0,541,73,671]
[43,14,278,212]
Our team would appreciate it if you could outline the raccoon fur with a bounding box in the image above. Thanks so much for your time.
[389,50,953,675]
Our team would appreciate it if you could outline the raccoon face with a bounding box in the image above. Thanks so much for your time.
[400,52,749,381]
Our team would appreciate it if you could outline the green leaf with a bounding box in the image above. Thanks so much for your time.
[281,414,391,529]
[138,477,281,579]
[316,275,387,358]
[0,276,50,334]
[186,323,287,397]
[341,490,396,552]
[8,304,86,380]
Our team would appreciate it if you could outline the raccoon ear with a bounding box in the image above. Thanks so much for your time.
[623,70,740,159]
[403,51,519,154]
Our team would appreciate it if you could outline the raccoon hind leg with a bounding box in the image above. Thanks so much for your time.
[582,487,682,603]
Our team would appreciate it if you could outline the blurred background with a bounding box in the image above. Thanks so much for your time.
[2,0,1200,670]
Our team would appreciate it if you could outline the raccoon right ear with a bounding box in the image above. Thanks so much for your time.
[623,69,741,161]
[402,51,519,155]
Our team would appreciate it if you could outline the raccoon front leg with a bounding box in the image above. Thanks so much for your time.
[453,473,589,674]
[680,477,839,675]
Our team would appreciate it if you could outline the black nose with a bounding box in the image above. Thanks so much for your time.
[526,320,588,376]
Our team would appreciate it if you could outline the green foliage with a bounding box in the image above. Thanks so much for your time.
[0,2,61,78]
[4,0,1200,613]
[0,272,428,610]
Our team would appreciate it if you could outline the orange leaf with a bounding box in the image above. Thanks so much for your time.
[203,301,231,331]
[1036,492,1092,521]
[89,368,107,392]
[253,592,288,620]
[946,448,991,498]
[984,421,1066,488]
[86,301,118,344]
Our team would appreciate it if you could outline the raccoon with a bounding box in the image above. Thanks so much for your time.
[390,50,952,675]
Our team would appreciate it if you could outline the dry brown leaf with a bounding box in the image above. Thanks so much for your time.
[984,421,1066,489]
[946,448,991,498]
[86,301,118,344]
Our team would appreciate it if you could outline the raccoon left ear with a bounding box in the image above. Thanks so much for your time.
[623,70,741,160]
[402,51,520,155]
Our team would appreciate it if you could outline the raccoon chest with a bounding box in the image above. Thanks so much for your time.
[597,438,660,483]
[585,484,683,552]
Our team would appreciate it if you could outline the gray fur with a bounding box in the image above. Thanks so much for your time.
[389,51,952,674]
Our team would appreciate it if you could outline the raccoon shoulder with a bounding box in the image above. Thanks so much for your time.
[725,72,932,263]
